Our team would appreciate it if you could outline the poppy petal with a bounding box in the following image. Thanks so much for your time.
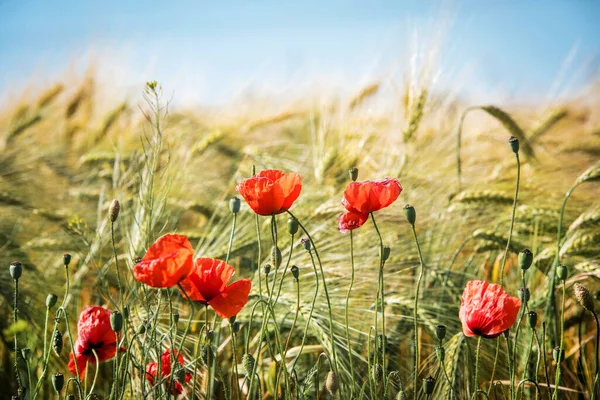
[256,169,285,181]
[338,211,369,233]
[134,234,194,288]
[208,278,252,318]
[342,178,402,214]
[276,172,302,211]
[68,351,89,379]
[180,258,236,302]
[236,176,285,216]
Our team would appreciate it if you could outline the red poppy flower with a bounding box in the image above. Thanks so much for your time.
[179,258,252,318]
[146,349,192,395]
[68,306,125,378]
[459,280,521,339]
[338,211,369,233]
[134,234,194,288]
[236,169,302,216]
[342,177,402,214]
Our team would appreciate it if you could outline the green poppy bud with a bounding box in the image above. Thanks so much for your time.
[109,199,120,222]
[271,246,282,269]
[553,347,564,363]
[63,253,71,267]
[325,370,339,395]
[9,261,22,280]
[242,353,256,376]
[557,264,568,281]
[110,311,123,332]
[518,287,530,304]
[229,197,241,214]
[404,204,416,226]
[53,330,63,355]
[508,136,520,154]
[263,264,271,276]
[349,167,359,182]
[301,238,311,252]
[287,218,299,235]
[435,325,447,341]
[46,294,58,309]
[519,249,533,270]
[173,312,180,324]
[423,376,436,395]
[381,246,391,262]
[291,265,299,281]
[52,372,64,393]
[527,311,538,329]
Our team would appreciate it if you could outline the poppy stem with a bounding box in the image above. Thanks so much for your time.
[285,211,339,381]
[88,349,100,396]
[473,337,482,400]
[345,230,356,399]
[370,213,387,393]
[540,322,552,398]
[552,281,566,400]
[591,312,599,400]
[12,276,23,392]
[409,221,425,400]
[486,338,501,396]
[499,152,520,288]
[226,211,237,264]
[230,323,242,400]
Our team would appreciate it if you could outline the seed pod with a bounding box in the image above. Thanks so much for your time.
[423,376,436,395]
[173,312,180,324]
[229,197,241,214]
[325,370,339,396]
[291,265,299,281]
[242,353,256,376]
[573,283,595,312]
[518,287,530,303]
[287,218,299,235]
[9,261,22,280]
[403,205,416,226]
[553,347,565,363]
[519,249,533,270]
[349,167,359,182]
[53,330,63,355]
[508,136,520,154]
[435,325,447,341]
[271,246,282,269]
[52,373,64,393]
[263,264,271,276]
[301,238,311,252]
[381,246,391,262]
[109,199,120,222]
[63,253,72,266]
[527,311,538,329]
[46,294,58,309]
[557,264,568,281]
[435,346,445,362]
[110,311,123,332]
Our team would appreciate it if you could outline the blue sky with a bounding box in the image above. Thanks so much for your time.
[0,1,598,105]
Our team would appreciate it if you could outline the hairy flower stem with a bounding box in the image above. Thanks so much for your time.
[226,212,237,264]
[473,336,482,400]
[409,222,426,399]
[247,210,264,400]
[541,323,552,398]
[231,325,241,400]
[499,152,520,288]
[370,213,387,393]
[552,282,566,400]
[13,278,22,391]
[286,211,339,379]
[486,339,501,396]
[504,334,515,400]
[88,349,100,397]
[345,230,357,398]
[592,312,600,400]
[191,306,208,398]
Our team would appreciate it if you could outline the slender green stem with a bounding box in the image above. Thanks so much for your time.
[503,333,515,400]
[87,349,100,398]
[111,221,124,311]
[592,312,600,400]
[370,213,387,394]
[540,322,552,398]
[43,307,49,365]
[345,230,357,398]
[473,337,482,400]
[226,212,237,264]
[247,210,263,399]
[231,325,241,400]
[499,153,520,287]
[552,282,566,400]
[13,278,22,390]
[487,339,501,396]
[409,223,426,399]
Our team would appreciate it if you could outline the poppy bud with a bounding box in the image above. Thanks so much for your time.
[21,348,31,361]
[349,167,359,182]
[242,353,256,376]
[52,372,64,393]
[232,321,240,334]
[53,330,63,355]
[553,347,564,363]
[423,376,436,395]
[229,197,241,214]
[518,287,530,303]
[173,312,180,324]
[110,311,123,332]
[9,261,22,280]
[287,218,299,235]
[372,363,383,382]
[435,346,445,362]
[271,246,282,269]
[63,253,71,267]
[138,323,146,334]
[435,325,447,341]
[519,249,533,271]
[381,246,391,262]
[46,294,58,309]
[263,264,271,276]
[301,238,311,252]
[200,344,211,365]
[109,199,120,222]
[325,370,339,395]
[291,265,299,281]
[527,311,538,329]
[508,136,520,154]
[404,204,416,226]
[174,363,187,384]
[123,305,130,318]
[573,283,595,312]
[557,264,568,281]
[396,391,408,400]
